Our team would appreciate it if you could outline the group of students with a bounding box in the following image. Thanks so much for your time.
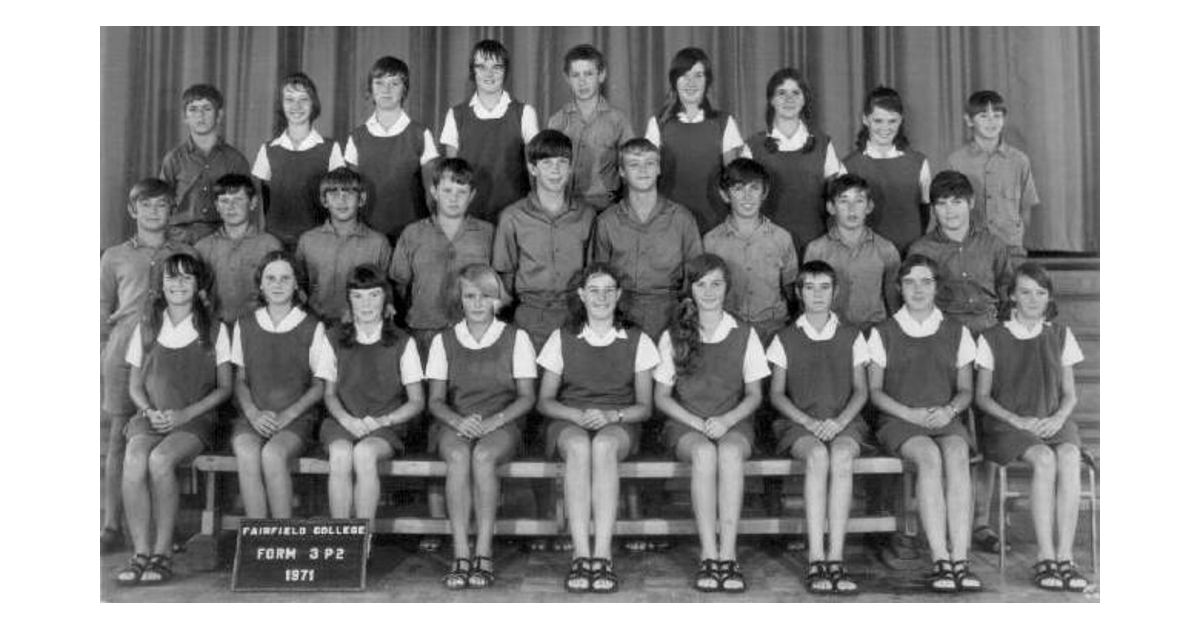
[100,38,1088,596]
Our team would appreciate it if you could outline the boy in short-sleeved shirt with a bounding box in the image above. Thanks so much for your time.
[195,174,282,324]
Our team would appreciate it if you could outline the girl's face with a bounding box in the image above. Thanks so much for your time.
[690,268,727,313]
[163,270,197,308]
[370,74,405,111]
[348,287,386,325]
[579,273,620,322]
[472,53,506,97]
[863,106,902,147]
[771,79,805,123]
[282,84,314,126]
[260,260,298,307]
[900,264,937,312]
[460,279,498,325]
[675,62,708,107]
[799,273,835,315]
[1011,275,1050,321]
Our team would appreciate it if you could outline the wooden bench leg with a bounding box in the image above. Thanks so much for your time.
[623,481,642,520]
[188,469,222,571]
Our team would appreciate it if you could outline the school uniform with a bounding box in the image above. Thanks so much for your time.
[251,129,345,246]
[765,313,871,453]
[440,91,539,223]
[194,225,283,324]
[231,306,328,444]
[294,221,392,323]
[343,112,440,240]
[907,224,1012,336]
[947,140,1039,255]
[590,197,702,339]
[745,125,844,254]
[803,226,901,333]
[866,306,976,455]
[124,315,231,449]
[702,215,799,342]
[975,318,1084,464]
[842,146,931,253]
[314,325,424,452]
[546,96,635,210]
[654,312,770,450]
[159,136,251,242]
[424,319,538,453]
[646,111,745,235]
[537,324,660,458]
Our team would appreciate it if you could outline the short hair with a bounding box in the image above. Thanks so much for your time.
[1001,261,1059,320]
[366,56,410,100]
[453,263,511,314]
[526,129,572,164]
[618,137,660,163]
[855,86,910,151]
[966,90,1008,117]
[254,250,308,308]
[181,84,224,111]
[798,259,838,291]
[433,157,475,188]
[929,170,974,203]
[128,177,175,205]
[764,67,814,129]
[897,254,941,288]
[213,173,256,199]
[563,43,606,74]
[719,158,770,192]
[319,166,365,195]
[337,264,401,347]
[273,72,322,135]
[825,173,873,203]
[469,39,510,84]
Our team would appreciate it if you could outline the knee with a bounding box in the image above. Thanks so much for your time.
[471,446,498,471]
[908,441,942,471]
[1026,444,1056,474]
[260,442,289,473]
[147,448,177,481]
[940,437,970,467]
[591,432,621,461]
[717,440,746,470]
[1055,443,1081,472]
[327,442,353,474]
[691,441,718,472]
[804,444,830,473]
[233,435,261,460]
[830,441,858,472]
[443,443,471,470]
[352,444,382,475]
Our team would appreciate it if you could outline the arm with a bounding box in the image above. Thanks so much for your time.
[99,252,117,342]
[158,363,232,432]
[705,378,762,439]
[482,378,536,435]
[491,214,519,296]
[833,363,870,429]
[323,377,369,438]
[654,379,706,432]
[273,380,324,430]
[604,369,655,426]
[1040,364,1078,437]
[234,365,274,436]
[974,367,1035,433]
[882,246,902,315]
[867,362,930,427]
[924,363,975,429]
[373,382,425,429]
[769,364,821,432]
[537,369,590,426]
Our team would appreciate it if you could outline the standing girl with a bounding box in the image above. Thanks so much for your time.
[537,262,659,593]
[117,253,231,585]
[866,254,980,593]
[426,264,538,590]
[646,47,746,235]
[974,262,1090,591]
[318,265,425,524]
[654,254,770,593]
[842,87,931,253]
[252,72,345,248]
[231,251,327,518]
[745,68,845,255]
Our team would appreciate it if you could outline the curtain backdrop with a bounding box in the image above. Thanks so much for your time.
[100,26,1098,253]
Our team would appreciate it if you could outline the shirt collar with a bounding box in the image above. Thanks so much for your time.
[317,220,369,236]
[469,91,513,119]
[254,306,308,333]
[863,144,904,159]
[966,138,1010,157]
[676,108,706,123]
[1004,316,1048,340]
[769,122,812,152]
[269,128,325,151]
[930,222,987,243]
[128,234,179,250]
[715,214,771,237]
[354,323,384,344]
[216,224,262,240]
[826,225,879,246]
[453,318,507,349]
[796,312,840,341]
[183,134,228,154]
[701,312,739,343]
[894,306,945,338]
[522,193,580,222]
[365,110,412,137]
[577,323,628,345]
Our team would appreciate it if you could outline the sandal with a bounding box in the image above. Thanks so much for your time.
[141,554,174,585]
[590,557,619,593]
[115,553,150,586]
[928,559,957,593]
[564,557,591,593]
[826,561,858,595]
[804,561,833,595]
[442,557,471,590]
[952,559,982,592]
[971,525,1010,554]
[100,527,123,554]
[467,556,495,589]
[694,558,721,593]
[1033,559,1064,591]
[1057,560,1090,592]
[717,559,746,593]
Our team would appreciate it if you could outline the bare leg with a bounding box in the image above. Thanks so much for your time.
[122,435,159,556]
[972,461,998,532]
[1054,443,1082,560]
[716,431,751,561]
[1023,444,1058,561]
[232,432,268,518]
[438,430,474,560]
[326,439,355,519]
[939,435,973,561]
[261,431,305,518]
[471,428,518,559]
[103,412,128,533]
[790,436,828,562]
[590,425,631,561]
[676,432,718,560]
[352,438,395,521]
[147,432,204,556]
[827,437,861,562]
[558,426,593,559]
[899,436,949,561]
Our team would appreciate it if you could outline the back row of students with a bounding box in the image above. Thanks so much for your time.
[157,40,1037,261]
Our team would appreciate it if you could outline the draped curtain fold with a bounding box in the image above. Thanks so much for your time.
[100,26,1098,252]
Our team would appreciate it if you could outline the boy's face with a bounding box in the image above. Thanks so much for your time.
[900,265,936,312]
[619,150,660,193]
[371,74,405,111]
[566,59,605,102]
[322,186,364,222]
[933,195,973,233]
[863,107,902,147]
[431,175,475,219]
[967,105,1006,142]
[719,181,767,219]
[799,273,836,315]
[129,194,172,233]
[529,156,571,195]
[348,287,386,325]
[472,53,506,97]
[184,98,221,137]
[828,187,872,230]
[216,189,254,228]
[282,84,314,126]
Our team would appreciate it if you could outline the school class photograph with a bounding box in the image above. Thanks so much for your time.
[98,25,1100,603]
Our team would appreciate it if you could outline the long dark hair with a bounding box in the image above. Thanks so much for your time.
[999,262,1059,322]
[655,47,720,127]
[668,254,730,377]
[335,264,401,348]
[762,67,817,155]
[140,253,217,355]
[253,250,309,309]
[854,86,911,152]
[564,262,636,335]
[272,72,322,136]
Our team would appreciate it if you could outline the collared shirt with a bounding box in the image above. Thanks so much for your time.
[654,312,770,385]
[803,226,901,328]
[126,313,232,367]
[765,313,870,369]
[907,225,1012,335]
[946,140,1039,249]
[295,221,393,321]
[702,216,799,325]
[492,195,596,304]
[312,332,424,385]
[390,216,494,330]
[251,129,345,181]
[866,306,976,368]
[425,319,538,381]
[343,111,440,166]
[439,91,539,148]
[194,225,283,323]
[159,136,251,226]
[590,197,702,295]
[742,123,845,176]
[536,325,659,375]
[860,146,932,203]
[100,236,197,341]
[546,96,635,201]
[974,318,1084,370]
[231,306,329,371]
[645,112,744,154]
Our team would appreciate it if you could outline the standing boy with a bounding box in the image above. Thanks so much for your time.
[159,84,251,244]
